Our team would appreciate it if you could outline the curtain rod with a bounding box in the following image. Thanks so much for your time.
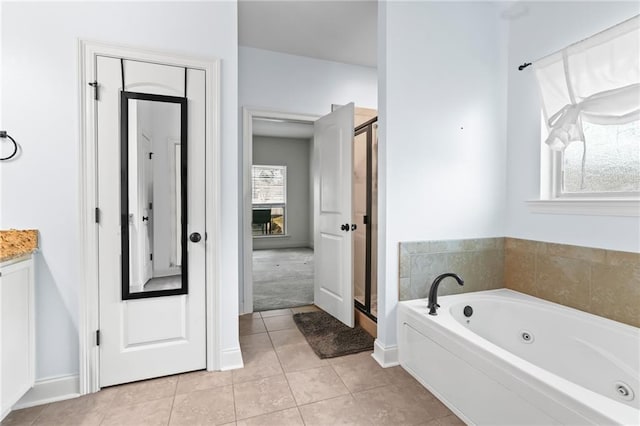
[516,14,639,71]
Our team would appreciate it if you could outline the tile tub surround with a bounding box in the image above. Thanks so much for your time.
[399,238,505,300]
[504,238,640,328]
[0,229,38,262]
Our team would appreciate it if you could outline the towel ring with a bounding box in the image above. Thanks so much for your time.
[0,131,18,161]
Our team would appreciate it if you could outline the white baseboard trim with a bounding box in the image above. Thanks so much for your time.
[13,374,80,410]
[218,347,244,371]
[372,339,399,368]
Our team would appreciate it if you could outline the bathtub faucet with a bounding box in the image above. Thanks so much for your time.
[428,273,464,315]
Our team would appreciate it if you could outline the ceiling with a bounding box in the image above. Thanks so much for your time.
[238,0,378,68]
[252,118,314,139]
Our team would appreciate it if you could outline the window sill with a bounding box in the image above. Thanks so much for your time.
[253,234,290,239]
[526,199,640,217]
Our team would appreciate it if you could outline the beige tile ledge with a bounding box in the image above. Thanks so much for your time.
[0,229,38,263]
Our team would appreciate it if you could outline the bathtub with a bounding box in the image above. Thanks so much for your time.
[397,289,640,425]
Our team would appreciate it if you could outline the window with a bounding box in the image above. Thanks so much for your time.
[559,120,639,196]
[530,16,640,215]
[251,165,286,236]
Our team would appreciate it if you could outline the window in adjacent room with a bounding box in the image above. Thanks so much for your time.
[534,15,639,201]
[251,165,286,236]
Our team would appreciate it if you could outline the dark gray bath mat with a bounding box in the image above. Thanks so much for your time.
[293,311,374,358]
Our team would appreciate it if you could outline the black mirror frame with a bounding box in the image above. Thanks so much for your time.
[120,91,188,300]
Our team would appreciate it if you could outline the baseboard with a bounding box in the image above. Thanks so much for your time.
[372,339,399,368]
[13,374,80,410]
[218,347,244,371]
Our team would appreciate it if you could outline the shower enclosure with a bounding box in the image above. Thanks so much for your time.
[353,117,378,321]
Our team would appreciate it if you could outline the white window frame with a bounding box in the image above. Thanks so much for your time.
[251,165,288,237]
[528,120,640,217]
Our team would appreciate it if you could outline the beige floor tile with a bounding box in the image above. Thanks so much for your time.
[385,365,419,386]
[286,366,350,405]
[275,343,327,373]
[101,397,173,426]
[327,350,374,366]
[263,315,297,332]
[33,411,104,426]
[233,375,296,420]
[268,328,306,349]
[239,317,266,335]
[33,387,119,425]
[421,414,465,426]
[1,405,48,426]
[169,385,235,425]
[353,384,450,425]
[235,407,303,426]
[110,376,178,407]
[176,369,233,394]
[298,394,370,426]
[240,313,261,319]
[239,332,273,353]
[260,308,293,318]
[232,349,283,384]
[331,353,391,393]
[291,305,320,314]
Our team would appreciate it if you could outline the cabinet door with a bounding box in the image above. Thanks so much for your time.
[1,258,35,419]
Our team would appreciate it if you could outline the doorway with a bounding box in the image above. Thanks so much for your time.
[251,120,314,311]
[242,109,320,314]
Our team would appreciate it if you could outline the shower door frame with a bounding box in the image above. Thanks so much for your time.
[354,116,378,322]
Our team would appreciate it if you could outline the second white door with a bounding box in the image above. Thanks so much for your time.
[313,103,355,327]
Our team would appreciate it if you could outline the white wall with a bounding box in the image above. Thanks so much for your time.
[239,46,377,116]
[505,1,640,253]
[0,1,239,381]
[377,2,508,357]
[252,136,312,250]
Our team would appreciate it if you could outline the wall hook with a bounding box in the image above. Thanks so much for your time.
[0,131,19,161]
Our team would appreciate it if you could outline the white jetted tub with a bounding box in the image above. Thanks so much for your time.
[398,289,640,425]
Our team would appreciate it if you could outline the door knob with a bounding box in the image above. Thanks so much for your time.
[142,216,149,222]
[189,232,202,243]
[351,224,357,231]
[340,223,350,232]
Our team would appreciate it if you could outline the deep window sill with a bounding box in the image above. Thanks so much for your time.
[526,199,640,217]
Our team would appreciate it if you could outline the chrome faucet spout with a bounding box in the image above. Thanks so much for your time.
[427,273,464,315]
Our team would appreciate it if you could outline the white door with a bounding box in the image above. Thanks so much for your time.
[97,57,206,387]
[313,103,355,327]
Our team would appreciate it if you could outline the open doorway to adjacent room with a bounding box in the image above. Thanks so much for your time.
[249,116,316,312]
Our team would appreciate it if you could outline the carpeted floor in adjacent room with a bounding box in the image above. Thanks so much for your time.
[253,248,314,311]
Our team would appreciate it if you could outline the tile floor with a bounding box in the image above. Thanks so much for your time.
[2,306,463,426]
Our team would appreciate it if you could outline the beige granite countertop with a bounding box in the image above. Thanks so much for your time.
[0,229,38,263]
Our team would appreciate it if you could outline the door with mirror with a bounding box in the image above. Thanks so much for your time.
[96,57,206,387]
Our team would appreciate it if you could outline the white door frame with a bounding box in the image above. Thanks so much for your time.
[78,40,222,394]
[241,107,320,314]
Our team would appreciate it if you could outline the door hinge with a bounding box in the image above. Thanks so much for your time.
[95,207,100,224]
[88,81,99,101]
[149,152,154,160]
[96,330,100,346]
[150,253,153,261]
[363,215,368,225]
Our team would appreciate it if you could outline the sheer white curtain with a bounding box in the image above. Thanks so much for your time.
[534,15,640,151]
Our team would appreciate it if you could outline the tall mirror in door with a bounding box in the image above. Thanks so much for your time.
[121,92,188,299]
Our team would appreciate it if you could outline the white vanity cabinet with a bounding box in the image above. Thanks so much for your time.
[0,255,35,420]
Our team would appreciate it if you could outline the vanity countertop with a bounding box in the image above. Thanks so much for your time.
[0,229,38,263]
